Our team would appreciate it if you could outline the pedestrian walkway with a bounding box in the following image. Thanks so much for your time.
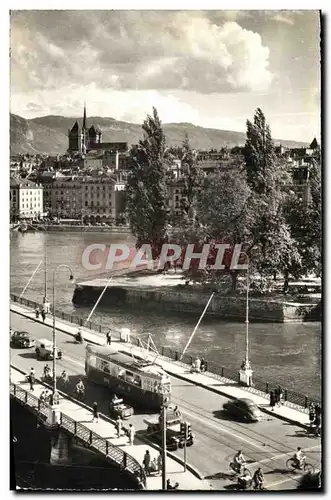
[10,302,311,429]
[10,366,210,491]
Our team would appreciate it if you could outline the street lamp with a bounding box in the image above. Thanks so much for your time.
[52,264,74,399]
[239,251,253,386]
[35,224,49,308]
[161,397,170,490]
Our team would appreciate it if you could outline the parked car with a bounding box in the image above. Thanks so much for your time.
[11,330,35,348]
[35,338,62,360]
[223,398,262,422]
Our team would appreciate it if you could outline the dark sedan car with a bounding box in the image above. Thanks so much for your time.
[223,398,262,422]
[11,330,35,348]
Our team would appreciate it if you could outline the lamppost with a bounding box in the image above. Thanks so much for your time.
[52,264,74,398]
[36,224,49,309]
[161,397,170,490]
[239,251,253,386]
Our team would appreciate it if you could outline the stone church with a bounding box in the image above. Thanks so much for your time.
[67,104,126,154]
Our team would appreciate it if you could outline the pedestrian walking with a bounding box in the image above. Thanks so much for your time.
[314,403,321,418]
[116,416,122,438]
[39,390,46,408]
[143,450,151,475]
[92,402,99,423]
[269,391,275,411]
[41,309,46,323]
[35,307,40,319]
[106,330,112,345]
[200,358,207,372]
[157,452,162,474]
[29,371,35,391]
[309,403,315,426]
[128,424,135,445]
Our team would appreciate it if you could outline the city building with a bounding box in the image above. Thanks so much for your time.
[10,177,44,220]
[81,174,117,223]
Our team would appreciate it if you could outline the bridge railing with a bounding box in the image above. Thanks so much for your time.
[160,346,320,410]
[10,380,146,487]
[10,293,121,340]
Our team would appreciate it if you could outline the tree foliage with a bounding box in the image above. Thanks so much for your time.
[126,108,169,259]
[179,134,204,220]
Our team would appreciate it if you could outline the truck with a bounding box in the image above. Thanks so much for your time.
[143,407,194,451]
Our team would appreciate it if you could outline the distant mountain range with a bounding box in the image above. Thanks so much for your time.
[10,113,308,155]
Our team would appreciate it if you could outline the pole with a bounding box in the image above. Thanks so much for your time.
[245,263,249,365]
[180,292,214,360]
[184,432,187,473]
[161,404,167,490]
[52,273,56,397]
[52,264,74,399]
[84,276,112,325]
[239,251,250,367]
[44,235,47,302]
[20,260,43,298]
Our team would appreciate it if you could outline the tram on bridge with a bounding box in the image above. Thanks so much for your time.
[85,344,171,410]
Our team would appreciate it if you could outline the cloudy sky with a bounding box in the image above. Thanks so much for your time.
[10,10,320,142]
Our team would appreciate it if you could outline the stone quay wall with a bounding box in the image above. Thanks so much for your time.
[72,284,320,323]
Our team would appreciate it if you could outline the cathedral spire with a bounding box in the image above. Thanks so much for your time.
[83,102,87,130]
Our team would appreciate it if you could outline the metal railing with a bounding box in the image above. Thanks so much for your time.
[160,345,321,410]
[10,380,146,487]
[10,293,121,340]
[10,293,321,409]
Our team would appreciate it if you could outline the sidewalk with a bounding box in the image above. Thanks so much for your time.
[10,366,210,491]
[10,302,311,429]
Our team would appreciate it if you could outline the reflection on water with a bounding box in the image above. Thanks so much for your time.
[10,232,321,398]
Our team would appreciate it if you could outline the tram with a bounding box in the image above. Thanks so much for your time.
[85,344,171,410]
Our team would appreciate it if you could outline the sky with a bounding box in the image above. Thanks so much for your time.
[10,9,321,142]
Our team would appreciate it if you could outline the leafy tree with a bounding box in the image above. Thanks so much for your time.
[243,107,276,195]
[179,134,204,221]
[172,162,255,291]
[126,108,169,259]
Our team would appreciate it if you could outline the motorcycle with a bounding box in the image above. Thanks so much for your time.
[75,331,84,344]
[229,461,249,476]
[167,481,179,490]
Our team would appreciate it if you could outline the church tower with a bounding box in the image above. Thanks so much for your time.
[68,121,81,152]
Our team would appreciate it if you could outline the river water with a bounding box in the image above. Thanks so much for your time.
[10,231,321,398]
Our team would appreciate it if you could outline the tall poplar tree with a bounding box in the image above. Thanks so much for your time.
[126,108,169,259]
[243,107,276,195]
[180,134,203,221]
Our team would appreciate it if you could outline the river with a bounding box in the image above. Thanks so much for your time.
[10,231,321,398]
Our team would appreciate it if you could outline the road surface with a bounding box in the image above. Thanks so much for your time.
[10,311,321,491]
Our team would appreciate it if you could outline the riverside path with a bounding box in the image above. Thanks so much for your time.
[10,303,322,491]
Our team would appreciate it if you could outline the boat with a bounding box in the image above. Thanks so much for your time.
[85,344,171,411]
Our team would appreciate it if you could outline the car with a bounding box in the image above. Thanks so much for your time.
[35,338,62,360]
[223,398,262,422]
[11,330,35,348]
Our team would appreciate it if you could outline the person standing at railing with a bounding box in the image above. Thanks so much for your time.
[29,369,35,391]
[142,450,151,475]
[269,391,275,411]
[106,330,112,346]
[41,308,46,323]
[116,416,123,438]
[309,404,315,427]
